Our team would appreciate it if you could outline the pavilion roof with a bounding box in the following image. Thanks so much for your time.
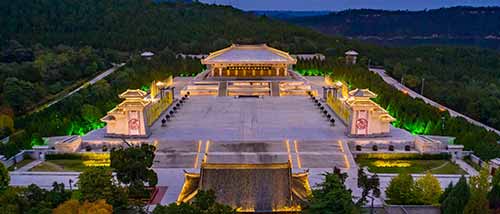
[345,50,359,56]
[349,88,377,98]
[202,44,297,65]
[119,89,148,99]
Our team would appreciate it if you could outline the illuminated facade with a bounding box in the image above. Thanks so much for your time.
[100,80,173,138]
[202,44,297,78]
[325,84,395,137]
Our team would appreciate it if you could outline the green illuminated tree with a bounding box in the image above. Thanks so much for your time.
[385,173,416,205]
[464,167,491,214]
[77,167,128,211]
[441,176,470,214]
[110,144,157,199]
[80,104,102,123]
[414,172,442,205]
[304,171,359,214]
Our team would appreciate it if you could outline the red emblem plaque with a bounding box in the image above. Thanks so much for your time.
[129,119,140,130]
[355,118,368,129]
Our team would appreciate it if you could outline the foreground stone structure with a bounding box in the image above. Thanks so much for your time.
[177,162,310,213]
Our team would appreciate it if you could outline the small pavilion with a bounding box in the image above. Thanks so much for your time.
[202,44,297,78]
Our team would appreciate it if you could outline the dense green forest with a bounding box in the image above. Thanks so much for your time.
[1,0,500,161]
[0,41,122,139]
[0,0,346,53]
[279,7,500,50]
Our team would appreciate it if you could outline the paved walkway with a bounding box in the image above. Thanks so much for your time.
[31,63,126,114]
[16,160,42,172]
[455,159,479,176]
[370,68,500,135]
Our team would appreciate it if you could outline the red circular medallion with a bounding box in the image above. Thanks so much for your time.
[129,119,140,130]
[356,118,368,129]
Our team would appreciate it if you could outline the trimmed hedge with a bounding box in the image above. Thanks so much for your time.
[356,153,451,160]
[46,153,109,160]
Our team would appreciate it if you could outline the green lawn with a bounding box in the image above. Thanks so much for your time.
[8,158,35,171]
[356,158,466,174]
[30,159,110,172]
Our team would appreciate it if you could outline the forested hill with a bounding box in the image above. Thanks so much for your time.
[279,7,500,50]
[0,0,353,54]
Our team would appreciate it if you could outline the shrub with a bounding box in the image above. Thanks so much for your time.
[356,153,451,160]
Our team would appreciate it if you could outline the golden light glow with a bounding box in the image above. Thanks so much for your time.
[338,140,344,153]
[193,140,202,168]
[81,153,110,167]
[285,139,293,167]
[373,160,411,168]
[202,140,210,163]
[343,155,350,169]
[294,140,302,168]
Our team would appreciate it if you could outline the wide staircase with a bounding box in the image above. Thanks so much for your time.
[218,81,227,96]
[153,140,349,169]
[271,82,280,96]
[180,81,219,96]
[227,82,270,96]
[279,81,312,96]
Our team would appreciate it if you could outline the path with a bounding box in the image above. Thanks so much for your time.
[370,68,500,136]
[32,63,126,113]
[454,159,479,176]
[16,160,42,172]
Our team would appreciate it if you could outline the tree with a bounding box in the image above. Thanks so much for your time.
[385,173,416,205]
[356,168,380,207]
[414,172,442,205]
[77,167,128,211]
[111,144,157,198]
[439,182,454,204]
[81,104,102,124]
[441,176,470,214]
[464,167,491,214]
[0,163,9,192]
[53,199,112,214]
[304,171,359,214]
[489,170,500,212]
[153,190,235,214]
[78,167,115,202]
[2,77,37,113]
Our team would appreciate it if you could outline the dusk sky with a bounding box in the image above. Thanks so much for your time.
[199,0,500,11]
